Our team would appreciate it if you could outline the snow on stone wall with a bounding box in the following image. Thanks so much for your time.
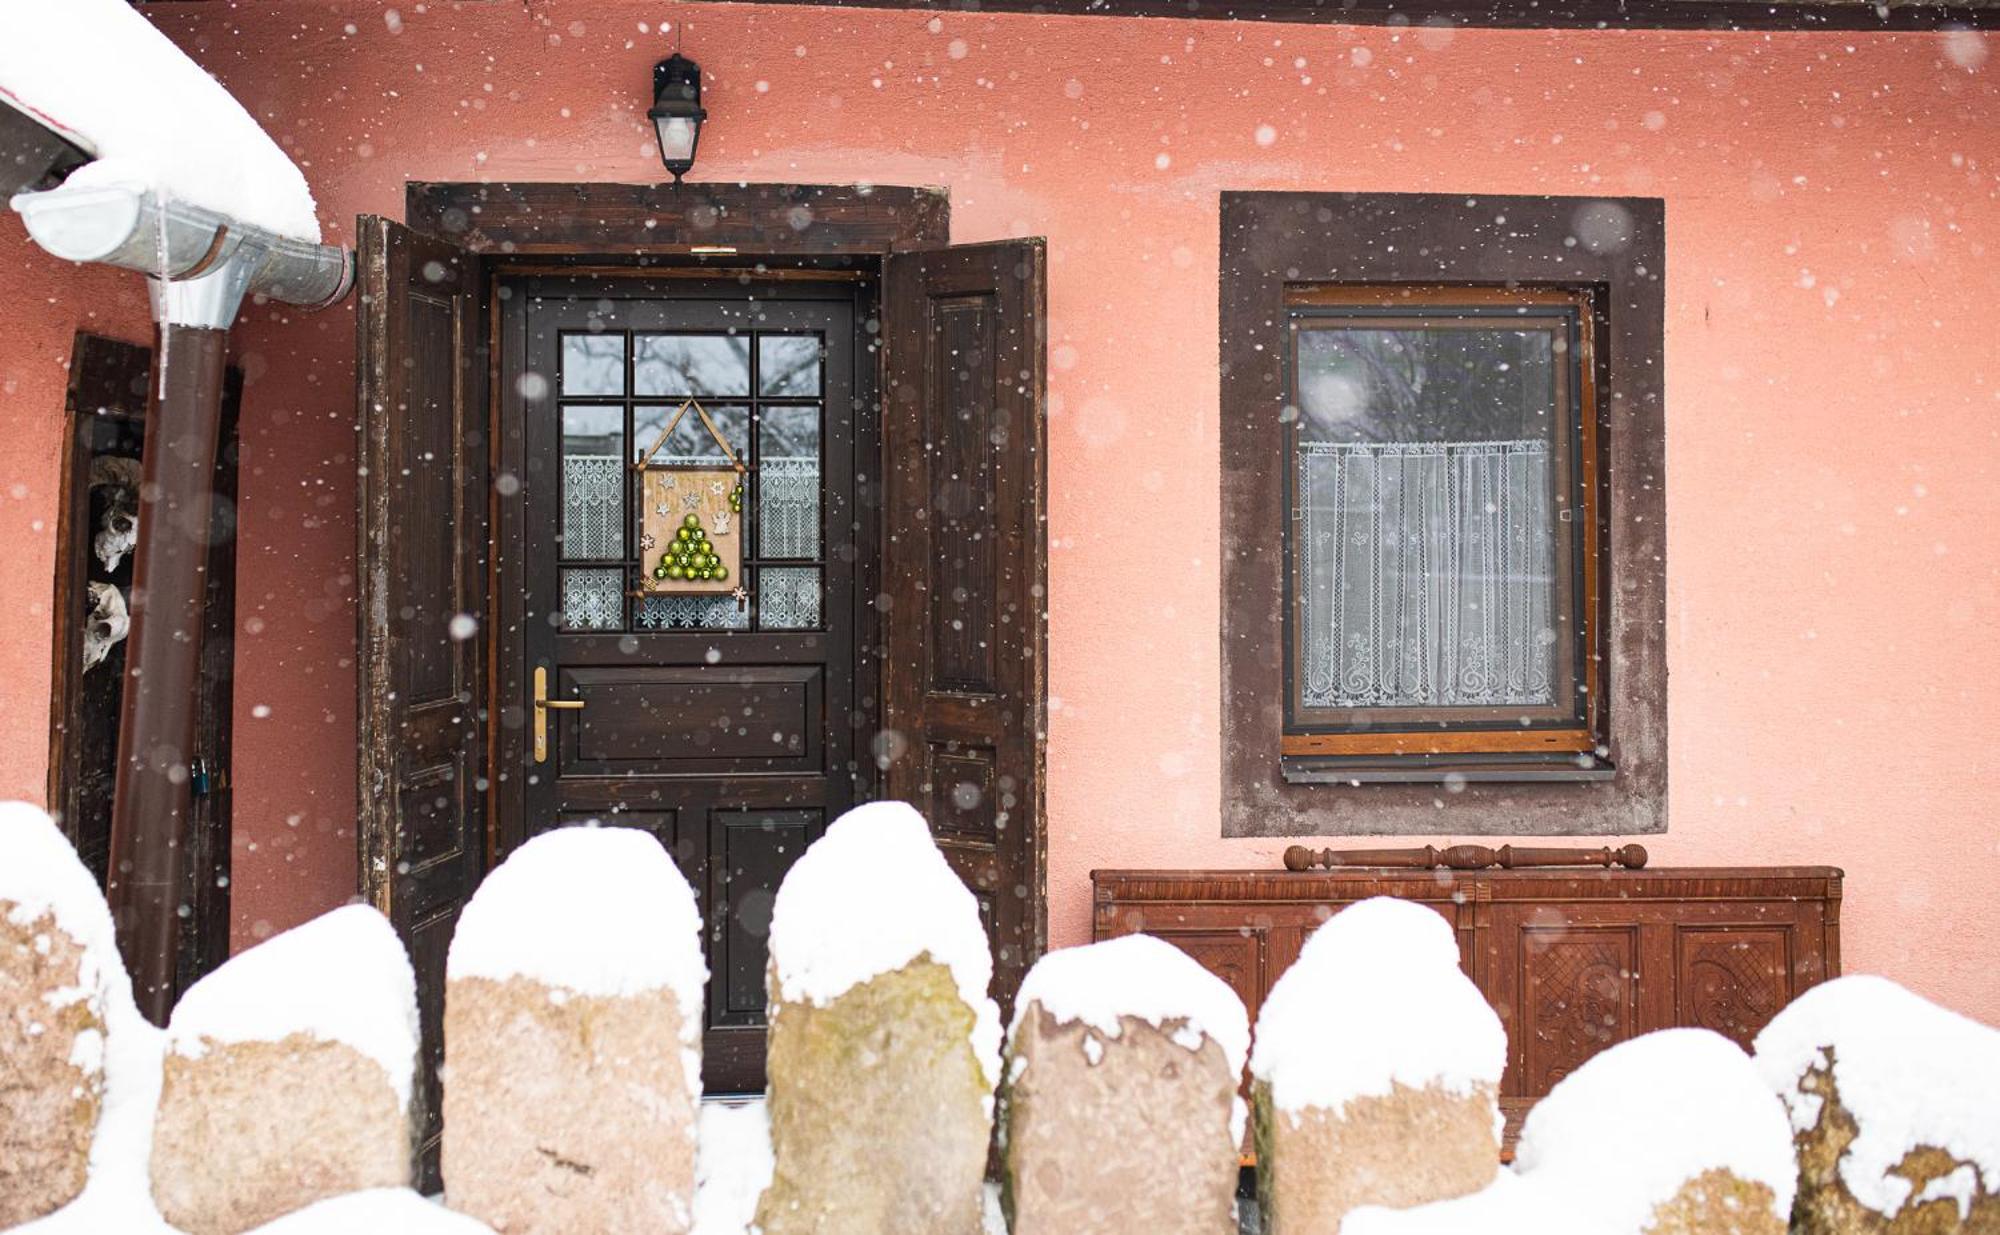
[1345,1029,1798,1235]
[1251,896,1506,1117]
[11,809,2000,1235]
[1754,974,2000,1227]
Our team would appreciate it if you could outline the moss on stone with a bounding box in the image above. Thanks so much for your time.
[1643,1167,1787,1235]
[756,956,991,1235]
[1789,1057,2000,1235]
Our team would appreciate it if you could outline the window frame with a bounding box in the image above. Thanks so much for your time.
[1279,283,1604,760]
[1218,192,1665,838]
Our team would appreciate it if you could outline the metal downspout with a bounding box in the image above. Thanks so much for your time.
[11,182,352,1021]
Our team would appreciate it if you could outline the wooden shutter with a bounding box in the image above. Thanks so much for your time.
[355,216,488,1177]
[881,240,1049,1013]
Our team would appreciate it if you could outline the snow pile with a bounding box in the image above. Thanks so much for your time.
[11,1015,172,1234]
[767,801,1002,1089]
[1514,1028,1796,1227]
[1011,933,1251,1140]
[168,904,418,1110]
[1344,1029,1796,1235]
[0,0,320,240]
[0,801,124,1053]
[1249,897,1504,1117]
[1012,934,1251,1076]
[240,1189,495,1234]
[449,824,708,1100]
[692,1101,776,1235]
[1339,1165,1544,1235]
[1,802,172,1235]
[1753,974,2000,1220]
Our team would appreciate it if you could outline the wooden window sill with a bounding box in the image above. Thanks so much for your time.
[1281,752,1615,785]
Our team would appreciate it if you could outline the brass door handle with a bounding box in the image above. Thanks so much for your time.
[533,665,586,763]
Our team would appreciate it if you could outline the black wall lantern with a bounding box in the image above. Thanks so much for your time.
[649,52,706,184]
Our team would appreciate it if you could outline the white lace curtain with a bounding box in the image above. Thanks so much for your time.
[562,454,821,561]
[1297,440,1557,711]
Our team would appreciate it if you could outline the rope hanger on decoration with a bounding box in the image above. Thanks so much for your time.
[633,396,749,601]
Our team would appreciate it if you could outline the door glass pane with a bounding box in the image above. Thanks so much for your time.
[637,594,750,631]
[759,334,822,396]
[760,566,821,630]
[759,406,821,559]
[560,333,625,396]
[635,334,751,397]
[1294,322,1562,712]
[560,567,624,631]
[633,403,750,466]
[561,405,624,559]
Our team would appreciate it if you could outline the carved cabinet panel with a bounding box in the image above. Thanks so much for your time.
[1515,927,1639,1095]
[1093,866,1841,1125]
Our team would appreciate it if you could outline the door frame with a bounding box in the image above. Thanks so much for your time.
[388,182,1047,948]
[404,180,947,866]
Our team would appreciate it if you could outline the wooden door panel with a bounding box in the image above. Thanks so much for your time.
[355,215,489,1181]
[882,240,1049,1016]
[557,664,823,771]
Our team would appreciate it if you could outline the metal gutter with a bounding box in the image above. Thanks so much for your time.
[11,180,352,1019]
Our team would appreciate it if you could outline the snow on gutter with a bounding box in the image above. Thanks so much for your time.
[1,0,349,324]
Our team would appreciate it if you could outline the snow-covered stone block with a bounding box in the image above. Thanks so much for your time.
[1247,897,1505,1234]
[242,1188,496,1235]
[1754,974,2000,1234]
[151,904,418,1235]
[442,825,706,1233]
[1344,1028,1797,1235]
[0,803,131,1225]
[999,933,1249,1235]
[754,802,1000,1235]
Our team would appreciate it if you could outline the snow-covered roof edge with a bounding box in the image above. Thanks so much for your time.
[0,0,321,242]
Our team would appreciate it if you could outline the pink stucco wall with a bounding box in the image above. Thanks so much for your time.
[2,2,1995,1021]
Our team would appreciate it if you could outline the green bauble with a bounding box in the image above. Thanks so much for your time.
[676,527,691,542]
[705,553,720,569]
[713,564,728,582]
[683,514,700,529]
[651,564,668,580]
[667,564,685,580]
[698,567,715,581]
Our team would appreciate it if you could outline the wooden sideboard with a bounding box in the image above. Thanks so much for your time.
[1091,866,1842,1139]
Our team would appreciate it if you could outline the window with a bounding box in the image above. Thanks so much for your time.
[1282,286,1603,774]
[1218,191,1665,837]
[553,329,827,633]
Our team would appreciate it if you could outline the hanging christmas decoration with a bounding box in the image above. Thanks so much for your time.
[633,397,747,596]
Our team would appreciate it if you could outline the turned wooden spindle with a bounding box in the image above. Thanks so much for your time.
[1283,843,1649,872]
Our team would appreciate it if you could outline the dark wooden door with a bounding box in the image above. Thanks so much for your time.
[354,216,490,1177]
[881,241,1050,1015]
[497,275,868,1092]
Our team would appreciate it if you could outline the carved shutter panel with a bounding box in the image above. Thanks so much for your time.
[355,216,488,1179]
[881,240,1049,1014]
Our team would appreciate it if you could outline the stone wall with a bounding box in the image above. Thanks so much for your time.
[7,808,2000,1235]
